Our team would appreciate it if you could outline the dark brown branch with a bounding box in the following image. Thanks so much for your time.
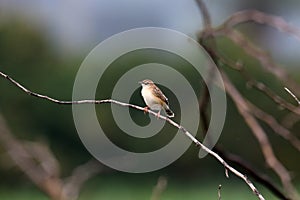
[197,18,289,197]
[212,9,300,96]
[196,5,299,199]
[218,9,300,42]
[216,56,300,151]
[196,43,291,200]
[197,0,278,199]
[212,28,300,97]
[216,148,290,200]
[247,101,300,152]
[212,48,300,115]
[221,56,300,143]
[219,49,300,116]
[247,78,300,115]
[281,113,300,129]
[221,70,299,200]
[195,0,212,29]
[196,0,219,144]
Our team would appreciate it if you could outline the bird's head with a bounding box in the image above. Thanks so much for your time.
[139,79,154,87]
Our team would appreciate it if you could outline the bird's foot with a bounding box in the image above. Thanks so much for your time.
[143,106,149,114]
[156,111,161,119]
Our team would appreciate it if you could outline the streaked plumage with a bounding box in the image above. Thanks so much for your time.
[139,79,174,118]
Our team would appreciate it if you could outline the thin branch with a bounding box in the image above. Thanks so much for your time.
[247,101,300,152]
[219,55,300,143]
[196,0,221,153]
[0,71,266,200]
[281,113,300,129]
[285,87,300,105]
[216,148,290,200]
[214,51,300,115]
[195,0,212,29]
[212,28,300,97]
[196,32,293,200]
[196,6,299,199]
[212,9,300,96]
[218,184,222,200]
[221,70,299,200]
[218,9,300,42]
[196,46,291,199]
[244,75,300,115]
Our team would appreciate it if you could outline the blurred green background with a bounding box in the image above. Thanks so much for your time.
[0,0,300,199]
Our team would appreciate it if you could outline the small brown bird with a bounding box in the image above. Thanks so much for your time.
[139,79,174,118]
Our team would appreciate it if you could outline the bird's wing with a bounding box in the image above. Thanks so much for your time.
[153,86,169,105]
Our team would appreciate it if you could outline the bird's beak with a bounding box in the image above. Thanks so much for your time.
[138,81,142,85]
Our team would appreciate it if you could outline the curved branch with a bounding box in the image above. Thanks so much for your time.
[219,9,300,41]
[221,70,299,200]
[202,45,300,116]
[216,148,290,200]
[285,87,300,105]
[0,70,265,200]
[212,22,300,96]
[194,45,292,200]
[195,0,212,29]
[247,101,300,152]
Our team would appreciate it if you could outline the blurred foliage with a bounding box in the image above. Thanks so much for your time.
[0,19,91,182]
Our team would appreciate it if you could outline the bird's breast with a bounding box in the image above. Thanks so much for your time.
[141,87,163,110]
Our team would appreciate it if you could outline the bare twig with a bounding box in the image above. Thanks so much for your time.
[212,28,300,97]
[195,0,211,29]
[217,53,300,143]
[211,9,300,95]
[245,76,300,115]
[194,48,291,199]
[218,184,222,200]
[150,176,168,200]
[216,148,290,200]
[281,113,300,129]
[221,58,300,115]
[221,70,299,200]
[0,71,266,200]
[213,56,300,152]
[0,115,63,199]
[285,87,300,105]
[196,4,299,199]
[247,101,300,152]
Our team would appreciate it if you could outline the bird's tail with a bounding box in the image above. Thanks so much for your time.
[164,105,174,118]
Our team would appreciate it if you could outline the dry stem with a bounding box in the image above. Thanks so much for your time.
[0,70,266,200]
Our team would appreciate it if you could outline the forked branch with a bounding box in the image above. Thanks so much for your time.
[221,70,299,200]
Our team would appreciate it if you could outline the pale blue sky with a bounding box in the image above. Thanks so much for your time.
[1,0,300,65]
